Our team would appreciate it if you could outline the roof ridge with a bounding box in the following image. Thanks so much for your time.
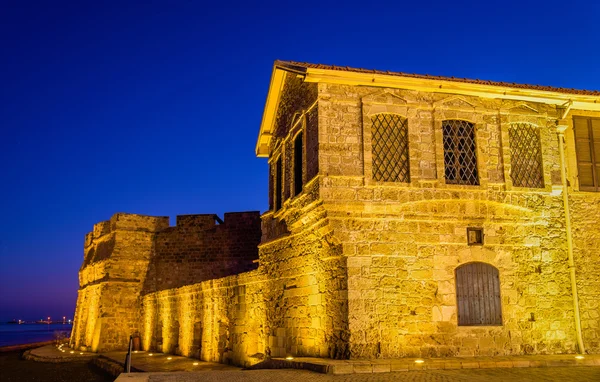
[274,60,600,96]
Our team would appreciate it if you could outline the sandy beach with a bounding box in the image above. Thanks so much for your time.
[0,348,113,382]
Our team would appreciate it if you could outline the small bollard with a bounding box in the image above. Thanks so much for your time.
[124,335,133,373]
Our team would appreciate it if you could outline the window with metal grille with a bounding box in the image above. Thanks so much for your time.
[371,114,410,182]
[443,120,479,185]
[574,116,600,192]
[294,132,303,196]
[455,262,502,326]
[275,157,282,211]
[508,124,544,188]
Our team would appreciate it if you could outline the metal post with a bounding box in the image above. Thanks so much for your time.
[124,335,133,373]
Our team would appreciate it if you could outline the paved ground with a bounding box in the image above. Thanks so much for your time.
[0,350,112,382]
[126,367,600,382]
[103,350,238,372]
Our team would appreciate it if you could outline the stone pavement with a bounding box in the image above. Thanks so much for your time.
[270,354,600,374]
[101,350,238,372]
[115,367,600,382]
[26,344,600,381]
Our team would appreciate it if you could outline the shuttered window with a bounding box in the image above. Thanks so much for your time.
[574,116,600,192]
[455,262,502,326]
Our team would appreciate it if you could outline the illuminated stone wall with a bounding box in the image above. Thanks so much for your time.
[71,211,261,353]
[71,213,169,352]
[311,82,600,357]
[571,193,600,352]
[143,212,261,293]
[141,271,267,366]
[140,180,349,365]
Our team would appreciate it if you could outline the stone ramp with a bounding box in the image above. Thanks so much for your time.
[24,343,96,362]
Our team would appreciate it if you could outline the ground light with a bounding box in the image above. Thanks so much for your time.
[415,359,425,363]
[149,353,153,356]
[575,355,585,359]
[193,362,199,366]
[167,357,172,360]
[70,351,74,354]
[285,356,294,360]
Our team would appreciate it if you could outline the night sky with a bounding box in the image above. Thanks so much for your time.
[0,1,598,322]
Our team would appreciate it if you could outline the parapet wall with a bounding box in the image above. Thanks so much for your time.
[143,212,261,293]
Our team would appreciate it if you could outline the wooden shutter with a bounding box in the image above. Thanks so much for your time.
[574,117,600,191]
[455,262,502,325]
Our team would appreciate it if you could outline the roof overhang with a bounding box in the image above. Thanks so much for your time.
[256,62,600,157]
[256,63,308,157]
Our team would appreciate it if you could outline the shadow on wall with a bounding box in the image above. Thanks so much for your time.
[142,211,262,294]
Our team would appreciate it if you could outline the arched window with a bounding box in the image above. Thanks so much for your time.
[455,262,502,326]
[509,123,544,188]
[371,114,410,182]
[443,120,479,185]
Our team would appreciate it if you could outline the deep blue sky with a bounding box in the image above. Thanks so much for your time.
[0,1,598,322]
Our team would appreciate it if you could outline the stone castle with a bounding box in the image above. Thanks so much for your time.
[71,60,600,366]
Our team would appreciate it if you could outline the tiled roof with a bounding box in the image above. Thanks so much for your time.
[275,60,600,97]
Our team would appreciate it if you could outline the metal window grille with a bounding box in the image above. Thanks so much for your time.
[455,262,502,326]
[508,124,544,188]
[443,120,479,185]
[371,114,410,182]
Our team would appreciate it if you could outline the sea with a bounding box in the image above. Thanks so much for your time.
[0,323,73,347]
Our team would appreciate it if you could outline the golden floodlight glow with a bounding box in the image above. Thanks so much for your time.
[575,355,585,359]
[167,357,172,360]
[70,351,74,354]
[285,356,294,360]
[149,353,153,356]
[79,352,83,355]
[193,362,199,366]
[415,359,425,363]
[134,350,138,353]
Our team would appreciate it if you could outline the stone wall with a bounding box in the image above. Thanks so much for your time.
[141,270,267,366]
[571,193,600,353]
[140,180,349,365]
[143,212,261,293]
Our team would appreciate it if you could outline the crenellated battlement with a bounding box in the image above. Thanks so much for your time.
[71,210,261,353]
